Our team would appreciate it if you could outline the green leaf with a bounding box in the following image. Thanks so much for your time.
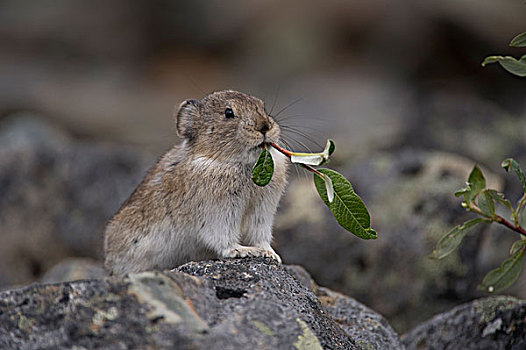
[482,55,526,77]
[478,190,495,217]
[510,32,526,48]
[469,165,486,193]
[313,168,376,240]
[430,218,488,259]
[479,247,525,293]
[486,189,513,211]
[251,148,274,186]
[482,56,500,65]
[454,185,471,198]
[501,158,526,193]
[327,139,335,156]
[456,166,486,203]
[510,239,526,255]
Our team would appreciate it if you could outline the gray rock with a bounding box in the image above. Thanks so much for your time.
[402,296,526,350]
[0,114,152,288]
[39,258,105,284]
[399,91,526,168]
[0,258,403,350]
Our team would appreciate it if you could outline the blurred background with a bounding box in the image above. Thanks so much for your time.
[1,0,526,333]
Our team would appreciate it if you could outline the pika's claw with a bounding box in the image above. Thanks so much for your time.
[260,247,282,263]
[222,245,282,263]
[222,245,261,259]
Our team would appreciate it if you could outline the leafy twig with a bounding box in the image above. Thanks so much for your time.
[251,140,376,239]
[462,200,526,238]
[431,158,526,293]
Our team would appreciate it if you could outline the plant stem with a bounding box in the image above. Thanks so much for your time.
[269,142,324,177]
[495,215,526,237]
[300,164,325,177]
[515,193,526,226]
[468,203,526,238]
[269,142,293,157]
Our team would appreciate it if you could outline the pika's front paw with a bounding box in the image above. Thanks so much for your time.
[222,245,282,263]
[222,245,263,259]
[260,247,282,264]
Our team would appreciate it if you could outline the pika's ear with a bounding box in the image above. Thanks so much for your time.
[174,99,199,139]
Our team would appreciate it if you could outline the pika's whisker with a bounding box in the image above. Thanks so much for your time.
[278,138,302,179]
[278,122,324,133]
[280,127,323,150]
[268,85,281,116]
[273,97,304,120]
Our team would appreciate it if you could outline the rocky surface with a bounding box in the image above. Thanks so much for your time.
[399,91,526,168]
[39,258,105,285]
[0,258,403,350]
[2,257,525,349]
[402,296,526,350]
[0,114,151,288]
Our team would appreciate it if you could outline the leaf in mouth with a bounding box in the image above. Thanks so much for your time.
[252,147,274,186]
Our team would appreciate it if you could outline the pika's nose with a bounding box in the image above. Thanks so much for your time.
[258,120,270,135]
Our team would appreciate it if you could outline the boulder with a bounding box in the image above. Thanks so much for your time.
[402,296,526,350]
[0,258,403,350]
[0,114,152,288]
[39,258,105,285]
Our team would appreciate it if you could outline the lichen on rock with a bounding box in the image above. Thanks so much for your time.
[0,258,403,350]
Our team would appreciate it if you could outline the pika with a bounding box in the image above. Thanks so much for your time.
[104,90,288,275]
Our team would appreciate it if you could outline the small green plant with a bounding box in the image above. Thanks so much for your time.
[252,140,377,240]
[430,158,526,293]
[482,32,526,77]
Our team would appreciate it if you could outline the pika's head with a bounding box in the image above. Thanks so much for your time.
[175,90,280,162]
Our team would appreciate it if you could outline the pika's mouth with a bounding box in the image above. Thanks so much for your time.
[253,140,272,151]
[254,142,265,150]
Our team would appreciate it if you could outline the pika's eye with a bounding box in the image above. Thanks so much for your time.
[224,108,235,119]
